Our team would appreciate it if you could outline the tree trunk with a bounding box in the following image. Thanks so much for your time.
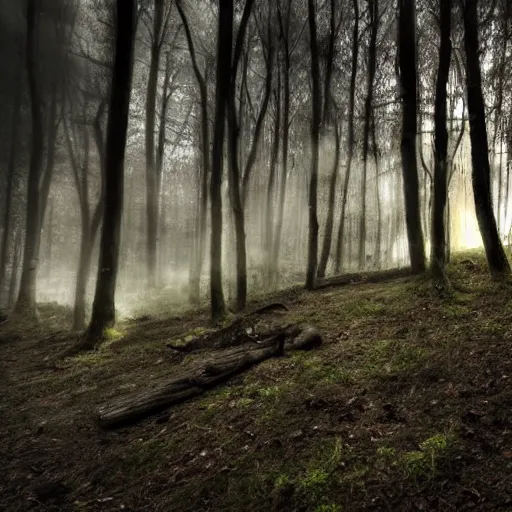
[74,223,93,330]
[430,0,452,285]
[359,0,378,271]
[335,0,359,274]
[462,0,510,277]
[145,0,164,290]
[9,228,22,308]
[39,82,59,229]
[265,73,281,284]
[15,0,44,318]
[317,0,341,279]
[398,0,426,274]
[305,0,321,290]
[0,49,22,302]
[318,122,341,278]
[178,1,210,306]
[210,0,233,323]
[371,112,382,269]
[87,0,136,340]
[45,199,54,278]
[272,45,290,276]
[224,0,256,312]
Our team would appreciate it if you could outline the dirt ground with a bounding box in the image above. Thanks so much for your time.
[1,252,512,511]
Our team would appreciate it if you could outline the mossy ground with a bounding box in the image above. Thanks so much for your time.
[1,250,512,511]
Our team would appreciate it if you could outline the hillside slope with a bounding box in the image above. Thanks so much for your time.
[1,252,512,511]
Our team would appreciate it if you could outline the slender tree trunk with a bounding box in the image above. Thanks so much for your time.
[305,0,321,290]
[223,0,255,311]
[335,0,359,273]
[145,0,164,289]
[265,77,281,283]
[318,122,341,278]
[9,228,22,308]
[0,51,22,301]
[359,0,378,271]
[371,113,382,268]
[210,0,233,323]
[15,0,44,318]
[45,199,54,278]
[87,0,136,340]
[430,0,452,285]
[74,222,93,330]
[39,83,59,228]
[272,48,290,274]
[177,1,211,305]
[398,0,426,274]
[462,0,510,276]
[317,0,340,278]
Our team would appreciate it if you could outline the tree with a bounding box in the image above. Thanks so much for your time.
[64,100,105,330]
[317,0,343,279]
[305,0,321,290]
[177,0,210,305]
[461,0,510,277]
[398,0,426,274]
[0,36,23,303]
[210,0,234,323]
[225,0,256,311]
[144,0,172,289]
[358,0,379,270]
[335,0,359,274]
[87,0,137,341]
[14,0,44,318]
[430,0,452,285]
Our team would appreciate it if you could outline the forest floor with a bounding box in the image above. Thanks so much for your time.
[1,251,512,511]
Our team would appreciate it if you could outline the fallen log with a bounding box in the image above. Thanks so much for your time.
[97,324,321,429]
[166,302,289,353]
[315,267,412,290]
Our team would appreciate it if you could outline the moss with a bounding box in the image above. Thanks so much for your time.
[399,432,454,480]
[103,327,124,341]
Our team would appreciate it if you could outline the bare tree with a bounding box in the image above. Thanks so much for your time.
[87,0,137,341]
[14,0,44,318]
[398,0,426,273]
[210,0,234,323]
[461,0,510,277]
[430,0,452,285]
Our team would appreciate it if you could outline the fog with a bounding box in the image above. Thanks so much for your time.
[0,0,509,328]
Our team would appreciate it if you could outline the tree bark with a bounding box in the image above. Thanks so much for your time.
[265,72,281,283]
[0,47,23,303]
[177,1,210,305]
[210,0,233,323]
[335,0,359,274]
[359,0,378,271]
[9,228,22,308]
[145,0,164,289]
[430,0,452,285]
[317,0,341,279]
[272,2,292,277]
[398,0,426,274]
[462,0,510,276]
[305,0,321,290]
[318,122,341,278]
[87,0,136,340]
[15,0,44,318]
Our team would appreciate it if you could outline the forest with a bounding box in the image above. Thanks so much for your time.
[1,0,512,510]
